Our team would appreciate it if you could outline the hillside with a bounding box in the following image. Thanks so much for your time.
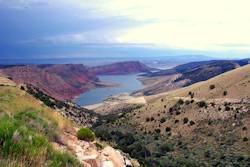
[0,61,151,101]
[0,77,139,167]
[136,59,250,96]
[0,65,97,101]
[159,63,250,100]
[94,65,250,166]
[0,77,81,166]
[90,61,152,75]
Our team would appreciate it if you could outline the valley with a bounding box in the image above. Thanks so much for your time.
[0,61,151,101]
[1,59,250,167]
[93,64,250,166]
[2,1,250,166]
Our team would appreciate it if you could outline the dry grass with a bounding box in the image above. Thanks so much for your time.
[0,85,71,129]
[162,64,250,100]
[0,77,16,86]
[144,64,250,103]
[95,65,250,166]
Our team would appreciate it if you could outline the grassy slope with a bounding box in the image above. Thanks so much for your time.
[0,77,16,86]
[152,63,250,101]
[94,65,250,167]
[0,79,81,166]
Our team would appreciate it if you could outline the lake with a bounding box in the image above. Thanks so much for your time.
[74,74,143,106]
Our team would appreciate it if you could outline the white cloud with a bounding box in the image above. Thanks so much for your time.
[73,0,250,51]
[0,0,50,9]
[3,0,250,52]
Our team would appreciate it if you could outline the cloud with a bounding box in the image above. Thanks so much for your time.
[73,0,250,51]
[22,32,118,45]
[1,0,250,58]
[0,0,50,9]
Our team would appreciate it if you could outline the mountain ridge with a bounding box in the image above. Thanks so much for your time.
[135,59,250,96]
[0,61,152,101]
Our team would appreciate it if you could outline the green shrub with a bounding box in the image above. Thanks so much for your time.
[178,99,184,105]
[165,127,171,132]
[242,127,247,131]
[48,147,81,167]
[223,91,228,96]
[225,106,231,111]
[95,142,104,150]
[169,107,173,113]
[185,100,190,105]
[77,128,95,141]
[160,143,174,152]
[183,117,189,124]
[176,111,181,115]
[197,101,207,108]
[155,129,161,134]
[243,137,248,142]
[189,120,195,126]
[160,117,166,123]
[209,84,215,90]
[13,110,58,140]
[0,115,81,166]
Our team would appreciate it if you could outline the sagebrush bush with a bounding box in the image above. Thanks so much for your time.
[183,117,189,124]
[189,120,195,126]
[155,129,161,134]
[209,84,215,90]
[243,137,248,142]
[197,101,207,108]
[160,143,174,152]
[165,127,171,132]
[223,90,228,96]
[77,128,95,141]
[178,99,184,105]
[160,117,166,123]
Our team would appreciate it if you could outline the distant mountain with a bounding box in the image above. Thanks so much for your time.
[89,61,152,75]
[0,61,152,101]
[136,59,250,95]
[0,64,96,101]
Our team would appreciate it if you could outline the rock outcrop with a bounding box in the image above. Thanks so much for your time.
[53,128,139,167]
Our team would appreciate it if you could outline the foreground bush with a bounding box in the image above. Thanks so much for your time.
[0,112,81,167]
[77,128,95,141]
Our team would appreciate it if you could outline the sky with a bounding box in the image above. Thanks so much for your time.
[1,0,250,60]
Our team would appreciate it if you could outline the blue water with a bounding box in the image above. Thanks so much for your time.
[74,74,143,106]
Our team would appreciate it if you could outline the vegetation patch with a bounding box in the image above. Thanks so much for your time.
[0,112,81,167]
[77,128,95,142]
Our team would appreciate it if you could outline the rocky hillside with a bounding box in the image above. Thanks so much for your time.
[136,59,250,96]
[94,65,250,166]
[0,64,97,101]
[0,61,151,101]
[89,61,152,75]
[0,76,139,167]
[24,84,99,127]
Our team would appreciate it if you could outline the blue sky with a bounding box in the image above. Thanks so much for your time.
[1,0,250,59]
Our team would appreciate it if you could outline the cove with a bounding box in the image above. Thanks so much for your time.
[74,74,143,106]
